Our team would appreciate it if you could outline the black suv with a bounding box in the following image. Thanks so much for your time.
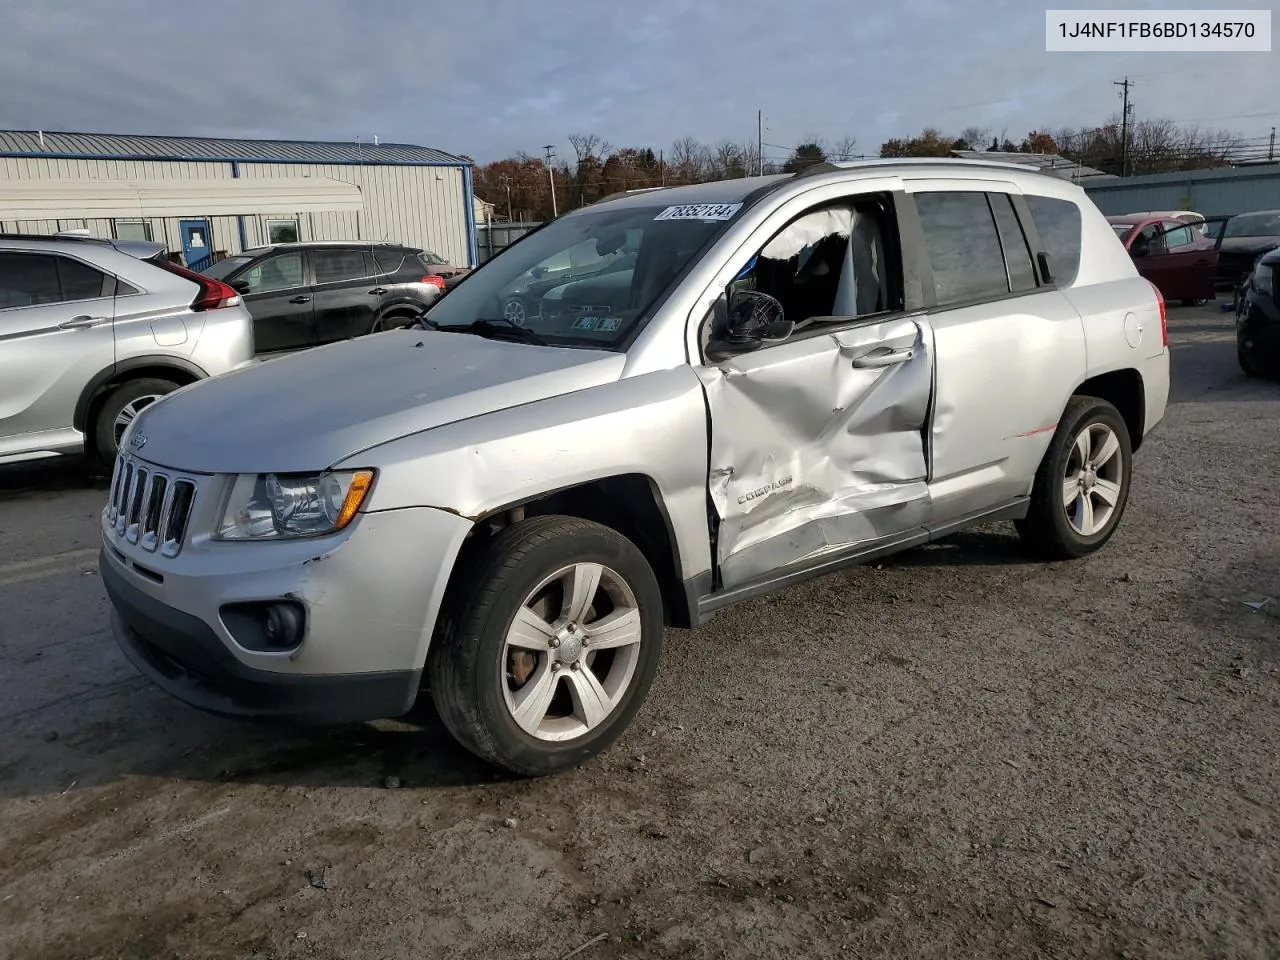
[202,242,453,353]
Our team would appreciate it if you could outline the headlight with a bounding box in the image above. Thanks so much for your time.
[1254,263,1274,297]
[217,469,375,540]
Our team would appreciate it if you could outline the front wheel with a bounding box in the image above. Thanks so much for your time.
[93,377,180,468]
[1016,396,1133,560]
[428,516,663,776]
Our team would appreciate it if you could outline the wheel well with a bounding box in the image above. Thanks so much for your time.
[1075,369,1145,451]
[79,363,201,453]
[451,475,693,628]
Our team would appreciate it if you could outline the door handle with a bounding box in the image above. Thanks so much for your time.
[58,315,108,329]
[289,296,311,304]
[368,287,387,295]
[852,346,914,368]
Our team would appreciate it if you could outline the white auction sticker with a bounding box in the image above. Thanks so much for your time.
[653,203,743,221]
[1046,9,1270,51]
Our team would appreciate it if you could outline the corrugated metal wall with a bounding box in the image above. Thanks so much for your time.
[0,156,471,266]
[237,162,469,264]
[1084,165,1280,217]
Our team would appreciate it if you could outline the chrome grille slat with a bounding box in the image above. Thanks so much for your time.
[125,467,149,543]
[105,454,199,557]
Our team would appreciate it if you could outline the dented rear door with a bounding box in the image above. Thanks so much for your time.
[696,315,933,589]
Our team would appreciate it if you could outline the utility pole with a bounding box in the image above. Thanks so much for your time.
[1113,76,1133,176]
[660,149,665,186]
[757,110,763,176]
[1269,126,1276,161]
[542,145,558,217]
[500,174,512,222]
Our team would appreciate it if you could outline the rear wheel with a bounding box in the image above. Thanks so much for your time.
[1016,397,1133,560]
[428,516,663,776]
[93,377,180,468]
[370,310,419,335]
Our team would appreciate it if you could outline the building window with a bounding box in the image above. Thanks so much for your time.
[267,219,300,244]
[114,220,153,242]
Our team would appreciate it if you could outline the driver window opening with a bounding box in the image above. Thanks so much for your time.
[714,193,902,347]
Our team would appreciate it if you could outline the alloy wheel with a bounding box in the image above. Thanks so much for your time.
[501,562,642,742]
[1062,422,1124,536]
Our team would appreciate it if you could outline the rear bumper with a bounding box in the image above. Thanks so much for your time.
[102,549,420,723]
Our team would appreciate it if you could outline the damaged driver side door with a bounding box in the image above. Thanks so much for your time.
[694,196,935,591]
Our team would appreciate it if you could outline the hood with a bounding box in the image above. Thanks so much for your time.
[1220,236,1280,255]
[130,331,627,474]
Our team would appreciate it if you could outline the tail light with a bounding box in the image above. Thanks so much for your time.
[421,275,446,289]
[154,260,243,311]
[1148,280,1168,348]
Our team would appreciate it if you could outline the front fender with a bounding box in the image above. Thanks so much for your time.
[341,367,714,582]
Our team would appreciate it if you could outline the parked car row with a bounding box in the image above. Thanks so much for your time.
[0,233,468,469]
[1107,207,1280,307]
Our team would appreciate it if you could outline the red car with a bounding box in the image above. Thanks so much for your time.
[1107,215,1218,304]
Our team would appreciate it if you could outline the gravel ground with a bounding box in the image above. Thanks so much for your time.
[1,303,1277,960]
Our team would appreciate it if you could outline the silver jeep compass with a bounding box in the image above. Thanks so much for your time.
[101,160,1171,776]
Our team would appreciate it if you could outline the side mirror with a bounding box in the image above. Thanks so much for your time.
[231,279,251,294]
[705,289,792,362]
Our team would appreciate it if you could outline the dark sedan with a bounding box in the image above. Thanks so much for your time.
[1214,210,1280,293]
[1108,215,1217,304]
[1236,248,1280,378]
[203,242,455,353]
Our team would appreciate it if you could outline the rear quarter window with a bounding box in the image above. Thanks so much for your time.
[1025,195,1082,287]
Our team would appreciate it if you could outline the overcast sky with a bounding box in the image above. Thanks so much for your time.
[1,0,1276,164]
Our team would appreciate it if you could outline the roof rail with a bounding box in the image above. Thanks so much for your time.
[795,157,1055,178]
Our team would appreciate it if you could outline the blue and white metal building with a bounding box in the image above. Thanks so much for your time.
[0,130,478,269]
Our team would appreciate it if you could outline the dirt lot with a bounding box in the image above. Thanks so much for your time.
[1,304,1277,960]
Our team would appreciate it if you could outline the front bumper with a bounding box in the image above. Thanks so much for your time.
[101,496,474,723]
[104,552,420,722]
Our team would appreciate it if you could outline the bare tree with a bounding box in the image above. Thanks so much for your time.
[831,136,859,160]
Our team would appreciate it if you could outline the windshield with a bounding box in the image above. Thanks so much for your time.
[1224,212,1280,238]
[428,203,740,348]
[418,250,448,266]
[203,256,253,279]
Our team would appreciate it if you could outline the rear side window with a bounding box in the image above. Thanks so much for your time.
[915,192,1009,306]
[989,194,1037,293]
[0,252,112,309]
[374,249,406,274]
[1024,195,1082,286]
[312,249,373,284]
[59,256,114,300]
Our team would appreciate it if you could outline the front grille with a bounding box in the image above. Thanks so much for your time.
[106,455,198,557]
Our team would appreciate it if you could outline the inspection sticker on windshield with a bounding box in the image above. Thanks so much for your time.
[654,203,742,221]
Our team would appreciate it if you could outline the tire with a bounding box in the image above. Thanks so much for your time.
[371,309,420,335]
[1181,298,1207,307]
[93,377,181,468]
[428,516,663,777]
[1015,396,1133,561]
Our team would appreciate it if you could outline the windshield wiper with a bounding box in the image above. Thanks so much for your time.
[438,317,548,346]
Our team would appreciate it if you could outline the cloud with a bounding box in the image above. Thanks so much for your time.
[0,0,1275,162]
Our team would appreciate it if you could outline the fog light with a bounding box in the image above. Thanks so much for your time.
[222,600,306,652]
